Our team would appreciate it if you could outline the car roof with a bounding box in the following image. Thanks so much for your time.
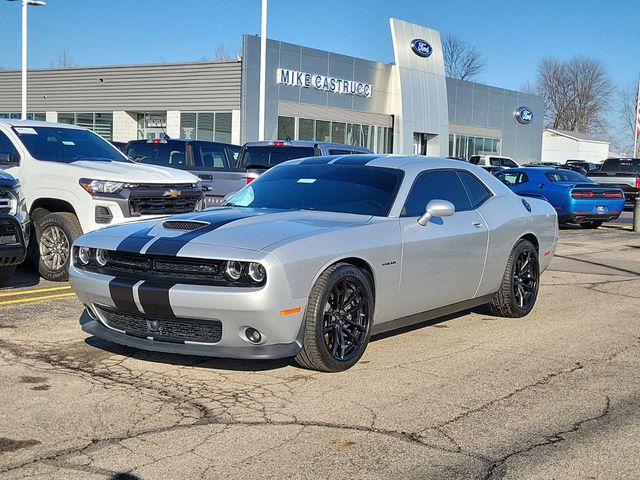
[127,138,239,147]
[0,119,85,130]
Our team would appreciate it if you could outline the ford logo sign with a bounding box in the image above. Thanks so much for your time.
[515,107,534,124]
[410,39,432,58]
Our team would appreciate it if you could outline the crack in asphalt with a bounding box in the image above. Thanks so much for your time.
[478,396,612,480]
[0,317,638,478]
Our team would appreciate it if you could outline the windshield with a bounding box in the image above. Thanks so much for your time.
[544,170,592,183]
[240,146,315,168]
[13,126,128,162]
[127,142,187,168]
[600,158,640,173]
[226,164,403,217]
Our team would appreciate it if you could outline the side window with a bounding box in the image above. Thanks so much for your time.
[198,147,227,169]
[503,159,518,168]
[402,170,472,217]
[469,156,480,165]
[457,171,492,208]
[489,157,501,166]
[328,149,352,155]
[516,172,529,184]
[0,131,20,164]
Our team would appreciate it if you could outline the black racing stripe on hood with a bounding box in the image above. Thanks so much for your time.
[137,281,176,318]
[116,224,156,254]
[331,155,381,165]
[143,210,262,256]
[108,278,139,314]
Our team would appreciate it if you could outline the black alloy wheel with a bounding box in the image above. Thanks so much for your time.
[296,263,373,372]
[512,249,538,311]
[488,239,540,318]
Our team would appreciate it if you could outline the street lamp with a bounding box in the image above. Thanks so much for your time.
[7,0,47,120]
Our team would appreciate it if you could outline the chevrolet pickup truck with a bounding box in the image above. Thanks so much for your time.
[125,138,243,206]
[588,158,640,208]
[0,120,202,281]
[0,171,29,286]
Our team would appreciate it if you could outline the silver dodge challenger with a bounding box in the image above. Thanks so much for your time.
[70,155,558,372]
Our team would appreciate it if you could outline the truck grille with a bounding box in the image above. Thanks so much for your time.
[0,219,19,245]
[128,184,203,216]
[130,197,199,216]
[0,191,14,215]
[98,306,222,343]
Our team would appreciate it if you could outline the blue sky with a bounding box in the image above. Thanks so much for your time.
[0,0,638,92]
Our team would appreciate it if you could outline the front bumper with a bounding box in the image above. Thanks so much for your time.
[70,256,307,360]
[0,214,28,267]
[80,311,301,359]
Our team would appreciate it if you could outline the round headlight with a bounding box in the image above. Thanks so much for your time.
[247,262,266,283]
[95,249,108,267]
[78,247,93,265]
[224,261,243,281]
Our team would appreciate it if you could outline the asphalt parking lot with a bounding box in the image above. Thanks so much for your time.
[0,215,639,480]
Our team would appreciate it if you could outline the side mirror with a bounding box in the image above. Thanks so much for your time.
[418,199,455,226]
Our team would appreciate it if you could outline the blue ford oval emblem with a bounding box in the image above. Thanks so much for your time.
[411,39,432,58]
[515,107,534,124]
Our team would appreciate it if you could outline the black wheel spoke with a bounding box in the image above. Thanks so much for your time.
[341,285,361,308]
[344,317,366,331]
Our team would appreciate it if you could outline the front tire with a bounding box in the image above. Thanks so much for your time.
[36,212,83,282]
[295,263,374,372]
[487,239,540,318]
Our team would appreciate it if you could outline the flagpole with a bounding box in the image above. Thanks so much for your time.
[635,80,640,157]
[258,0,267,141]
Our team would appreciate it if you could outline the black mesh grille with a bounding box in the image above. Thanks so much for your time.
[0,219,18,245]
[130,197,199,216]
[98,306,222,343]
[162,220,209,231]
[0,191,13,215]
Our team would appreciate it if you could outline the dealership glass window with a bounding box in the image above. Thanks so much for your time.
[55,112,113,140]
[276,116,393,153]
[0,112,45,121]
[448,133,501,160]
[298,118,315,141]
[315,120,331,142]
[277,116,295,140]
[179,112,233,142]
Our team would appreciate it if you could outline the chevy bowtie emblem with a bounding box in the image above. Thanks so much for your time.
[163,188,181,198]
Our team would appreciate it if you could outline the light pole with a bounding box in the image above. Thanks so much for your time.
[7,0,47,120]
[258,0,267,141]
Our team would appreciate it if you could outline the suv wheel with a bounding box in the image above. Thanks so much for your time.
[36,212,83,281]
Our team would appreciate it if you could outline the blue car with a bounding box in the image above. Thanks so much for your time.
[495,167,625,228]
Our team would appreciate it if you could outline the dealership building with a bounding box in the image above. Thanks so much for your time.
[0,19,543,162]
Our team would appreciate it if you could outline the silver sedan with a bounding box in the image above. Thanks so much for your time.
[70,155,558,372]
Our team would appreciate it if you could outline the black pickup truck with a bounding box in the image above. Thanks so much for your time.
[0,171,29,286]
[588,158,640,208]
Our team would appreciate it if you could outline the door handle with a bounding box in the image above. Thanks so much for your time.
[472,221,483,228]
[198,174,213,181]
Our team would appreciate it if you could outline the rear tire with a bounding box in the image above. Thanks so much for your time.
[487,239,539,318]
[295,263,374,372]
[36,212,83,282]
[0,265,17,287]
[581,221,603,229]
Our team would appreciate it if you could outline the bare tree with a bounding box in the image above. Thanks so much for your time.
[441,33,486,81]
[535,56,614,134]
[613,80,639,153]
[53,48,74,68]
[200,43,240,62]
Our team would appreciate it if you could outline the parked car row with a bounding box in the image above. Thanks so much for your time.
[0,119,374,285]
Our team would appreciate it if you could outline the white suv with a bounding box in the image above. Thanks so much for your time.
[469,155,519,168]
[0,120,202,281]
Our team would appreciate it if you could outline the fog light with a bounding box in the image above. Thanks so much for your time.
[245,328,262,344]
[95,248,108,267]
[247,262,266,283]
[224,261,243,281]
[78,247,93,265]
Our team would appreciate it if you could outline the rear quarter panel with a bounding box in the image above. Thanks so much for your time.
[476,194,557,297]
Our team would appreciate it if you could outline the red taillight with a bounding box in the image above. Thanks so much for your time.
[571,191,594,199]
[245,176,255,185]
[147,139,166,144]
[635,177,640,189]
[272,141,285,147]
[603,191,623,198]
